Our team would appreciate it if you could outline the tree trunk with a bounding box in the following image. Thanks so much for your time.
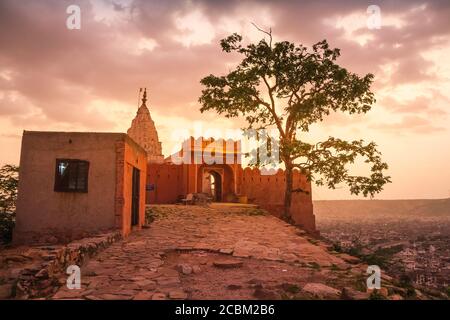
[283,164,294,222]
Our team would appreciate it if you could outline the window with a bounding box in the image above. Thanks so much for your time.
[54,159,89,192]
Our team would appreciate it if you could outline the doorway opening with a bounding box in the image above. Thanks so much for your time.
[131,167,140,226]
[203,170,222,202]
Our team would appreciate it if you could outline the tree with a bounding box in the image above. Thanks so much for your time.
[199,31,391,221]
[0,164,19,243]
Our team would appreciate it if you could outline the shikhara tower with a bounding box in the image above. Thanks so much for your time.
[127,88,164,163]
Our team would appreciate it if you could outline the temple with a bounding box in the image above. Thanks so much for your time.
[135,90,316,232]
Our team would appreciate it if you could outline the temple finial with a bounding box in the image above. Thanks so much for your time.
[142,87,147,105]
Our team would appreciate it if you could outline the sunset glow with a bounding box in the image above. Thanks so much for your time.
[0,0,449,200]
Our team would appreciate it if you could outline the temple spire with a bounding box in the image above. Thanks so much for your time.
[128,88,164,163]
[141,87,147,106]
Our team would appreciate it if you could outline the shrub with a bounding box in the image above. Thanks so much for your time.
[369,290,386,300]
[0,211,15,243]
[0,164,19,244]
[331,242,343,253]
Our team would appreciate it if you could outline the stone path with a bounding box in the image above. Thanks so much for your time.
[51,204,374,300]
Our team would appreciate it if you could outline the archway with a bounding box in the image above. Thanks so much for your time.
[202,169,223,202]
[198,164,235,202]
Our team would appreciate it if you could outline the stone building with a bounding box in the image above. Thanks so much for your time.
[14,132,147,244]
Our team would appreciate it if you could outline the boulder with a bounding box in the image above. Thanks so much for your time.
[169,290,188,300]
[340,287,370,300]
[302,283,341,298]
[367,287,389,297]
[176,264,192,275]
[253,288,280,300]
[151,293,167,300]
[192,265,202,274]
[219,248,233,255]
[133,291,154,300]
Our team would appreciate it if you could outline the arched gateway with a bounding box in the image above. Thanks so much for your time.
[199,164,235,202]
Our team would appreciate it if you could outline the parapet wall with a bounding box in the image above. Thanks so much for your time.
[239,167,316,233]
[146,162,316,233]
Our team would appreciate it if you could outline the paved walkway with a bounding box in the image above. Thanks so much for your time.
[52,204,367,300]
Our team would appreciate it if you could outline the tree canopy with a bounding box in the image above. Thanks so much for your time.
[199,32,391,219]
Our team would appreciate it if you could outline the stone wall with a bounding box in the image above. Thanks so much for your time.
[0,231,122,299]
[240,167,316,233]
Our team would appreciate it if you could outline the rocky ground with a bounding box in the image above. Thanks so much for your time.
[45,204,404,300]
[0,232,121,299]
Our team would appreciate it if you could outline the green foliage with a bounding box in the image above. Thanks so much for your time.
[331,242,343,253]
[199,32,391,217]
[354,278,367,292]
[283,284,300,294]
[362,254,389,268]
[307,262,321,270]
[0,164,19,243]
[145,206,164,224]
[406,287,417,298]
[349,244,404,269]
[399,274,413,287]
[330,264,341,271]
[0,212,15,243]
[397,274,416,298]
[369,289,386,300]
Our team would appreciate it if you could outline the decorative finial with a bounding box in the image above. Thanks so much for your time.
[142,87,147,105]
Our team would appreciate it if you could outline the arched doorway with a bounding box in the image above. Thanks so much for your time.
[198,164,235,202]
[202,169,223,202]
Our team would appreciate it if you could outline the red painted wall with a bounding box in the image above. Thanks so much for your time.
[240,167,316,232]
[146,163,184,204]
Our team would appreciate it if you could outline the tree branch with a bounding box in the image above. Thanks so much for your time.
[251,22,272,48]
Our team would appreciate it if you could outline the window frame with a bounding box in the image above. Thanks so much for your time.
[54,159,89,193]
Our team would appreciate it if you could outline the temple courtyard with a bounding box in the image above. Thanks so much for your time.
[46,204,387,300]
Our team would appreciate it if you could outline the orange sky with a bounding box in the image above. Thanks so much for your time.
[0,0,449,200]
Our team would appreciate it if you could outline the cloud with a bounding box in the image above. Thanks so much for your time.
[380,95,447,116]
[0,0,449,140]
[371,115,445,134]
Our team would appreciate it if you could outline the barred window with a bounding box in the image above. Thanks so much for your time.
[54,159,89,193]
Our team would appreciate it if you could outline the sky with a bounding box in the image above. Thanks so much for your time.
[0,0,449,200]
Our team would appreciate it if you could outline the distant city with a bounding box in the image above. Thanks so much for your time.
[315,199,450,296]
